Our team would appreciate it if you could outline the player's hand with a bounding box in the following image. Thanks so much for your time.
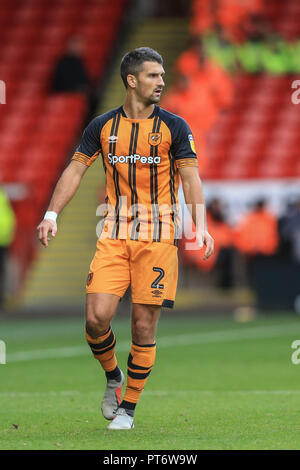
[37,219,57,247]
[196,230,214,260]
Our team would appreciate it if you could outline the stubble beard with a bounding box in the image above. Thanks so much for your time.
[147,92,161,105]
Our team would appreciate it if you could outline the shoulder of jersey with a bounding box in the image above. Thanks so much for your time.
[157,106,188,128]
[90,107,122,129]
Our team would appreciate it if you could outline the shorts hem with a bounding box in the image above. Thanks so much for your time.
[86,289,124,298]
[132,298,175,308]
[162,299,174,308]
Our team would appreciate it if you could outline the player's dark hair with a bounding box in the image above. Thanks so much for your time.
[120,47,163,88]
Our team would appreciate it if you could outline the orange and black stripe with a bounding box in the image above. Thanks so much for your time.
[168,150,179,245]
[150,115,162,242]
[72,105,198,248]
[120,342,156,407]
[86,327,116,358]
[85,326,118,373]
[111,112,121,239]
[128,122,140,240]
[127,352,152,379]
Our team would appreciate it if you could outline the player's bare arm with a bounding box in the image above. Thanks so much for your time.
[179,166,214,260]
[37,160,88,247]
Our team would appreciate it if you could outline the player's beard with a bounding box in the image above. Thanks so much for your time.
[147,90,162,104]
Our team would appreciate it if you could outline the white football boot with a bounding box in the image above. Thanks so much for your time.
[107,408,134,430]
[101,370,124,420]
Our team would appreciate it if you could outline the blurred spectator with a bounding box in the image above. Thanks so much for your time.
[260,36,292,75]
[51,36,89,93]
[234,199,279,256]
[174,37,233,112]
[217,0,263,43]
[195,199,234,288]
[0,185,16,311]
[51,36,88,93]
[242,12,272,43]
[202,27,238,72]
[51,36,97,119]
[190,0,263,43]
[208,199,234,289]
[279,199,300,264]
[161,71,208,172]
[160,73,191,117]
[161,37,233,172]
[190,0,215,36]
[179,198,234,289]
[234,199,279,288]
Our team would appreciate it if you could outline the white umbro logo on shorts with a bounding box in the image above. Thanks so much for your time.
[108,135,118,143]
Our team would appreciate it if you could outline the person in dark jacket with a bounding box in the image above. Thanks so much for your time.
[51,36,89,93]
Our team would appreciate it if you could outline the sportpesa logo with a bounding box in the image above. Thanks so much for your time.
[107,153,161,165]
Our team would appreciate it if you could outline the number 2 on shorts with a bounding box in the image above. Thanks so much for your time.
[151,267,165,289]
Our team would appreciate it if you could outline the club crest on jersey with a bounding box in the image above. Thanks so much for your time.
[188,134,196,154]
[148,132,162,146]
[86,272,94,286]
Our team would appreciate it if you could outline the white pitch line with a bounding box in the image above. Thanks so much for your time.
[0,390,300,398]
[144,390,300,396]
[5,321,300,363]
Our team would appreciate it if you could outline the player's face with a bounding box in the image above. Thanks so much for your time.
[134,61,165,104]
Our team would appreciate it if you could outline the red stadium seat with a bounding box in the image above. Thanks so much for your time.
[0,0,127,280]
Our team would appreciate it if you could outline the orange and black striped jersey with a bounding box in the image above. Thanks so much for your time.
[72,105,198,244]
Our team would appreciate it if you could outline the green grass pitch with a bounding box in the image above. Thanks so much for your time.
[0,312,300,450]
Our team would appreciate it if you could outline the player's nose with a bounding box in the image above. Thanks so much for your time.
[158,76,165,87]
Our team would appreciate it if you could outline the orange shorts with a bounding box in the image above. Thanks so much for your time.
[86,238,178,308]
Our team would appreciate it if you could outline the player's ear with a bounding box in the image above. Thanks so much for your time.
[127,74,137,89]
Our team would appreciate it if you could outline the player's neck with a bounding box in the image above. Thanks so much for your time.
[123,97,155,120]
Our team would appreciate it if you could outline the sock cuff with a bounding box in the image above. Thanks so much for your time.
[132,341,156,352]
[128,342,156,372]
[106,366,121,380]
[120,400,136,414]
[85,326,113,345]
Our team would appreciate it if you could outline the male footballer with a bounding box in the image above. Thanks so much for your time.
[37,47,214,430]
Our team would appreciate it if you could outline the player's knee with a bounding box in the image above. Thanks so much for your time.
[85,306,111,337]
[132,317,154,342]
[132,304,160,342]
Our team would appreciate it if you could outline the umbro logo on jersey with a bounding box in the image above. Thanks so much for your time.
[151,290,162,297]
[108,135,118,143]
[107,153,161,165]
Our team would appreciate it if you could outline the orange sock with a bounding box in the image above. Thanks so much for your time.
[85,326,118,373]
[120,342,156,412]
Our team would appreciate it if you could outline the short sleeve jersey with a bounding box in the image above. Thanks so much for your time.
[72,105,198,244]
